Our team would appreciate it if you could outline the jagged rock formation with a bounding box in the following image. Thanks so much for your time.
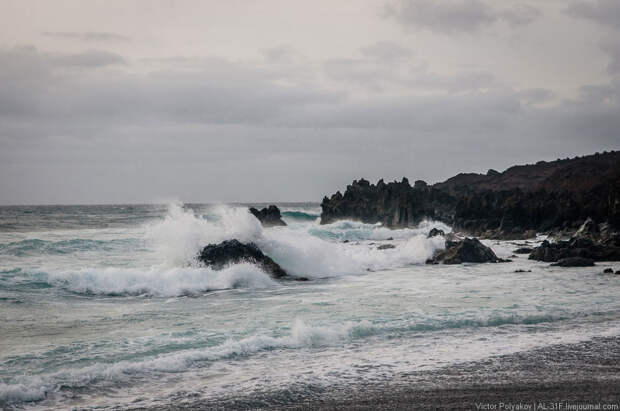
[426,238,505,264]
[321,151,620,238]
[528,237,620,263]
[198,239,288,278]
[528,218,620,263]
[249,205,287,227]
[320,177,455,227]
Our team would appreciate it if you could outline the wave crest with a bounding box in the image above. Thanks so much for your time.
[38,263,275,297]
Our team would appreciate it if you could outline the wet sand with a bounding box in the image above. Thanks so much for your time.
[140,336,620,410]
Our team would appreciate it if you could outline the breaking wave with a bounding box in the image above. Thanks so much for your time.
[143,202,446,279]
[0,202,447,297]
[281,210,320,221]
[0,310,596,406]
[5,264,275,297]
[0,319,371,405]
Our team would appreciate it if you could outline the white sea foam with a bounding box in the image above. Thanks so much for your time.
[258,230,445,277]
[0,319,370,405]
[144,202,263,267]
[44,263,275,297]
[0,383,47,404]
[140,202,446,279]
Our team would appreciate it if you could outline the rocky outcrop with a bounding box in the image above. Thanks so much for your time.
[428,228,445,238]
[249,205,287,227]
[528,219,620,263]
[320,178,455,228]
[426,238,505,264]
[320,151,620,238]
[198,239,288,278]
[529,237,620,263]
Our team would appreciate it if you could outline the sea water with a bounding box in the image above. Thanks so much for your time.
[1,203,619,409]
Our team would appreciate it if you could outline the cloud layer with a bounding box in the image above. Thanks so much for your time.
[0,0,618,204]
[384,0,540,33]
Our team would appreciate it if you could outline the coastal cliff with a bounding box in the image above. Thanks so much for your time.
[321,151,620,238]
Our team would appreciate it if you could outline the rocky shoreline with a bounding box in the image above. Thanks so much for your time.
[320,151,620,265]
[320,151,619,239]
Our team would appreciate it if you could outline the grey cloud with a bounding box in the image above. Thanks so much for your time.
[50,49,126,67]
[0,46,618,204]
[324,43,495,93]
[600,39,620,73]
[384,0,540,33]
[566,0,620,30]
[42,31,130,42]
[518,88,555,105]
[577,82,618,103]
[0,46,339,128]
[261,45,299,63]
[359,41,412,62]
[499,5,541,27]
[0,46,127,73]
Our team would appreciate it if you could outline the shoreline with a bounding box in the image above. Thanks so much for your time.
[143,336,620,410]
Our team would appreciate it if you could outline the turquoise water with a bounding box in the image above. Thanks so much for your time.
[1,203,619,409]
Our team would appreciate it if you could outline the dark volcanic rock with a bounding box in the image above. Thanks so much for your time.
[514,247,534,254]
[320,151,620,238]
[551,257,595,267]
[320,178,455,228]
[377,244,396,250]
[427,238,504,264]
[428,228,445,238]
[603,268,614,273]
[249,205,287,227]
[574,217,599,240]
[198,239,288,278]
[528,237,620,263]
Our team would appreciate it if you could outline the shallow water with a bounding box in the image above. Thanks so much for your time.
[1,203,619,409]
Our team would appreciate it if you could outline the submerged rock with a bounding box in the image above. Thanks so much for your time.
[603,268,614,273]
[198,239,288,278]
[427,238,505,264]
[513,247,534,254]
[550,257,595,267]
[249,205,287,227]
[377,244,396,250]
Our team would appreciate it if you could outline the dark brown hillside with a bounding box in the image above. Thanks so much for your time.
[435,151,620,194]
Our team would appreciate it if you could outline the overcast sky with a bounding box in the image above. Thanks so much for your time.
[1,0,619,204]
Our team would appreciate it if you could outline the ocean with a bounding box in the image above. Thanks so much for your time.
[1,203,619,409]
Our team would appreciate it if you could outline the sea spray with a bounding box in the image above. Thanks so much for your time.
[144,202,263,267]
[143,201,447,279]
